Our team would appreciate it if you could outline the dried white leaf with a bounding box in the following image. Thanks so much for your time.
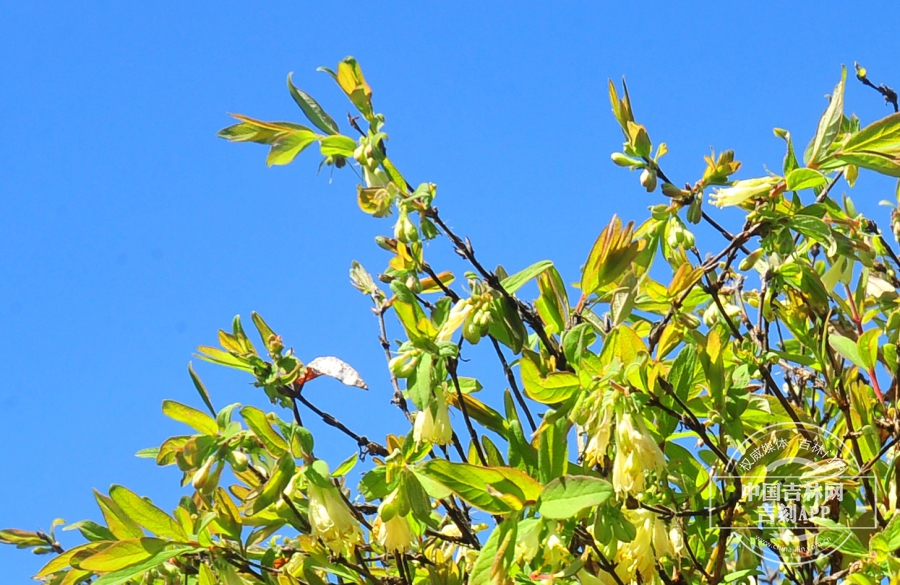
[307,356,368,390]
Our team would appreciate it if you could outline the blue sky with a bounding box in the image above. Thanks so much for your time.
[2,1,900,579]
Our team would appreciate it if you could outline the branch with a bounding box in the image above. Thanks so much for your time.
[373,301,413,423]
[447,356,488,466]
[426,207,565,366]
[855,63,899,112]
[287,382,389,458]
[489,336,537,432]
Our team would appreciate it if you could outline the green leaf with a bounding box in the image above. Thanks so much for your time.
[857,329,880,371]
[538,475,614,519]
[187,363,215,417]
[810,518,867,557]
[419,460,542,514]
[878,508,900,550]
[287,72,338,135]
[266,130,318,167]
[94,490,144,540]
[468,515,517,585]
[668,345,697,402]
[63,520,117,542]
[78,538,168,572]
[161,400,218,436]
[195,346,254,372]
[774,128,799,175]
[807,66,846,164]
[834,111,900,177]
[35,541,109,577]
[537,414,568,484]
[109,486,188,542]
[500,260,553,294]
[246,453,296,515]
[840,111,900,156]
[828,333,867,370]
[240,406,289,456]
[580,216,644,295]
[331,453,359,478]
[0,528,46,547]
[318,135,358,158]
[199,564,216,585]
[786,168,827,191]
[90,544,196,585]
[519,354,580,404]
[790,215,832,244]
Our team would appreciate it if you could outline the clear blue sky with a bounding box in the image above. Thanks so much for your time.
[2,1,899,579]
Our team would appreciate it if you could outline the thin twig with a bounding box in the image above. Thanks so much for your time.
[447,356,488,466]
[489,336,537,432]
[288,382,389,457]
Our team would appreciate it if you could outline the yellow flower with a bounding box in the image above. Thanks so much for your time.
[307,483,361,553]
[414,389,453,446]
[709,177,778,208]
[514,519,542,564]
[436,300,473,342]
[612,409,666,495]
[374,513,414,553]
[583,401,614,467]
[615,509,675,581]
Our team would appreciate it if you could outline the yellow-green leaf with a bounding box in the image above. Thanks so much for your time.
[77,538,167,572]
[94,491,144,540]
[287,72,338,135]
[109,486,188,542]
[240,406,288,456]
[246,453,296,515]
[538,475,614,519]
[419,460,542,514]
[161,400,218,436]
[519,355,580,404]
[857,329,880,371]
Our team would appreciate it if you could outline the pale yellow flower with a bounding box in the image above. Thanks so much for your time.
[583,402,614,467]
[709,177,778,208]
[514,519,542,564]
[612,410,666,495]
[615,509,675,582]
[307,483,361,553]
[436,300,473,342]
[373,513,414,553]
[414,389,453,445]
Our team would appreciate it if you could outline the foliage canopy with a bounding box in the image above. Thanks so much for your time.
[7,58,900,585]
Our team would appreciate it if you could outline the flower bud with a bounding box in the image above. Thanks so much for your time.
[610,152,636,167]
[375,235,398,253]
[191,456,216,491]
[394,211,419,244]
[389,350,420,378]
[363,166,389,188]
[228,450,249,473]
[640,168,657,192]
[686,199,702,224]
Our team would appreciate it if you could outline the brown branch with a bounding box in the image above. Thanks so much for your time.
[373,302,413,423]
[288,382,389,458]
[447,356,488,466]
[489,336,537,432]
[855,63,899,112]
[426,207,565,366]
